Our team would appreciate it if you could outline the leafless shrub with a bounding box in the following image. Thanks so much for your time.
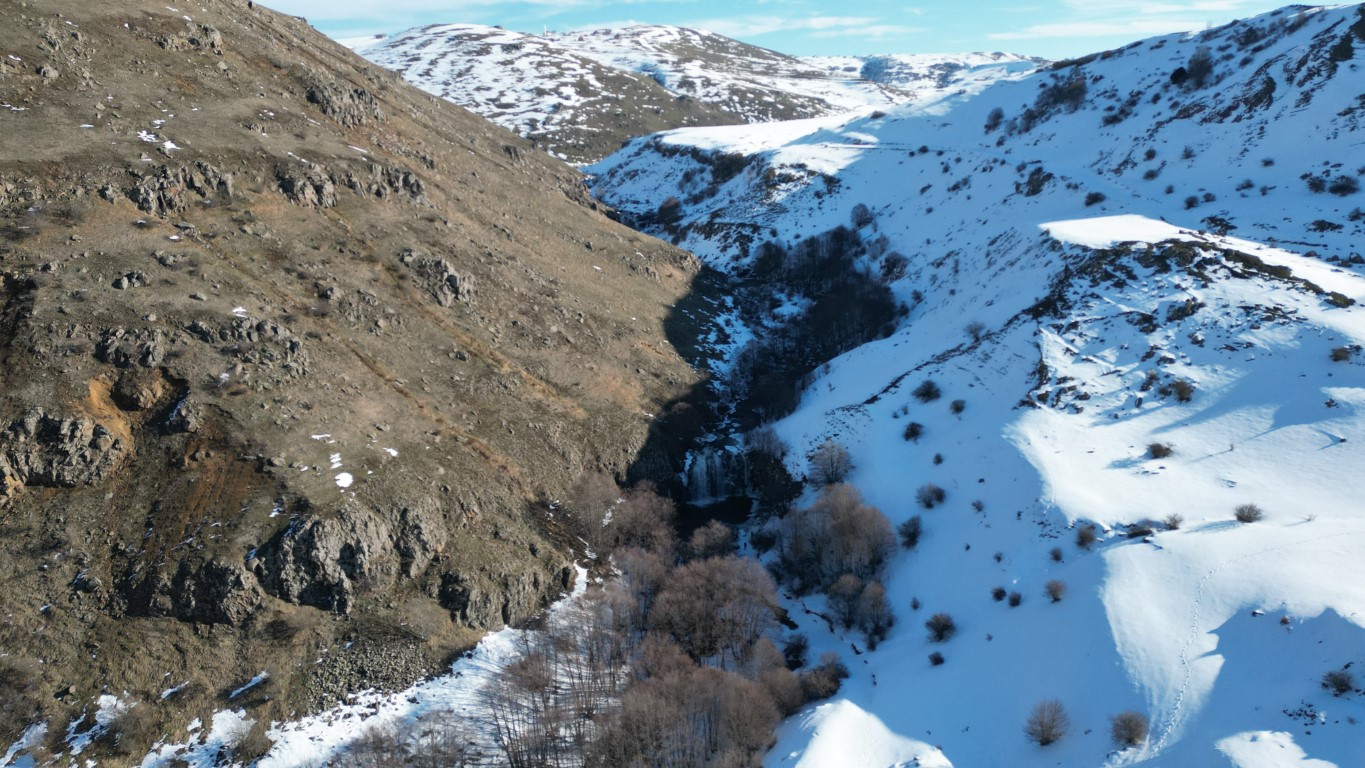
[809,440,853,485]
[925,613,956,643]
[687,520,734,561]
[1076,524,1097,550]
[898,515,923,549]
[1110,710,1149,747]
[1045,580,1067,603]
[798,653,849,701]
[1323,669,1355,696]
[916,483,946,509]
[649,556,778,665]
[1024,699,1070,746]
[912,379,942,403]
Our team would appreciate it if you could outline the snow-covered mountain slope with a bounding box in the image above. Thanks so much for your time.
[357,24,1040,162]
[591,4,1365,767]
[357,24,739,163]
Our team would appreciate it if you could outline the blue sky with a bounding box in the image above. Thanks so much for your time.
[266,0,1299,58]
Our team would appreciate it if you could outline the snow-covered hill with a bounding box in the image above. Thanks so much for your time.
[591,4,1365,766]
[356,24,1040,162]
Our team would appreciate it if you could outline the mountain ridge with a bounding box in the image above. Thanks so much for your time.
[358,23,1041,162]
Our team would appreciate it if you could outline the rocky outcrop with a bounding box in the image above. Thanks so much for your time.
[168,559,262,624]
[127,162,234,216]
[258,500,565,629]
[157,23,224,55]
[183,317,309,381]
[0,410,124,493]
[164,396,204,434]
[111,368,169,412]
[394,500,448,578]
[96,326,169,369]
[305,77,384,127]
[277,165,338,208]
[343,164,427,203]
[401,250,475,307]
[438,563,573,628]
[258,508,400,613]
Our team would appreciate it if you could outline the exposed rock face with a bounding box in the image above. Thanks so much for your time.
[96,327,169,369]
[168,559,262,625]
[438,564,574,628]
[0,410,124,493]
[277,165,339,208]
[403,251,474,307]
[127,162,234,216]
[259,508,397,613]
[256,500,497,620]
[306,77,385,127]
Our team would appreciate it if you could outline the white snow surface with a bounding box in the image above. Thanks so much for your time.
[768,700,950,768]
[590,4,1365,767]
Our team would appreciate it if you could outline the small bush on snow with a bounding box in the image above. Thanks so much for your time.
[916,483,946,509]
[1024,699,1070,746]
[925,612,956,642]
[1045,579,1067,603]
[1110,710,1149,746]
[912,379,942,403]
[1076,524,1097,550]
[898,515,923,549]
[1323,669,1355,696]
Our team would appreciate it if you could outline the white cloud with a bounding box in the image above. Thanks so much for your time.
[811,24,924,39]
[988,18,1204,40]
[686,15,889,38]
[1061,0,1261,12]
[990,0,1283,43]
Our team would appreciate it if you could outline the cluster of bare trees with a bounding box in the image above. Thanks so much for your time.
[484,589,635,767]
[350,713,480,767]
[478,475,844,768]
[769,483,896,646]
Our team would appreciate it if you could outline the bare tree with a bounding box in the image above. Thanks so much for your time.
[563,472,619,553]
[687,520,734,560]
[607,483,678,556]
[746,424,788,459]
[855,581,894,646]
[808,440,853,485]
[649,556,778,668]
[826,574,864,629]
[592,664,779,768]
[776,484,895,592]
[1025,699,1070,746]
